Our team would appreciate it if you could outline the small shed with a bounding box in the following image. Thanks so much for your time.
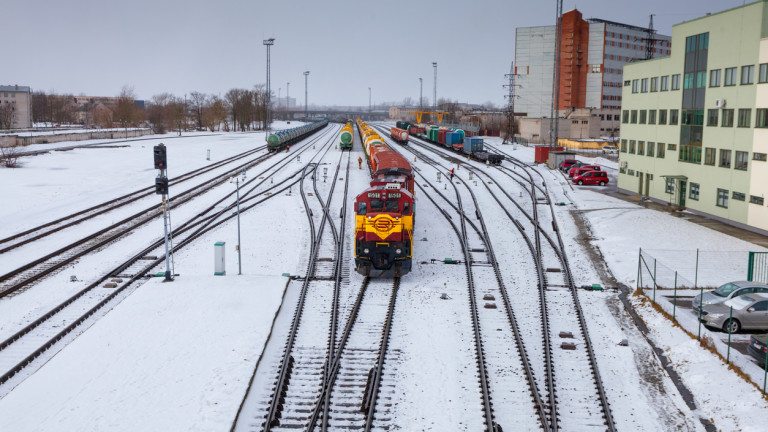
[547,151,576,170]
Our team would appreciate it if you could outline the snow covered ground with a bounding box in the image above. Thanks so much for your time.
[0,130,767,431]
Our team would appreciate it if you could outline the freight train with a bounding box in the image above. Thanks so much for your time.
[389,126,409,145]
[266,120,328,152]
[354,118,415,277]
[397,121,503,165]
[339,121,354,150]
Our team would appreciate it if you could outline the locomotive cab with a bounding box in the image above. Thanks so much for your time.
[353,184,414,277]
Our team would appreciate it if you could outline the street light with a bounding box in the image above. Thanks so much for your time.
[433,62,437,123]
[230,168,247,275]
[419,77,423,112]
[263,38,275,138]
[304,71,310,120]
[368,87,371,113]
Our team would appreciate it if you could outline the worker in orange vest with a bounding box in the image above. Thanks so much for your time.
[286,145,290,152]
[358,157,362,169]
[450,168,454,181]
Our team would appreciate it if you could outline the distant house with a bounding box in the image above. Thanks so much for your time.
[0,85,32,129]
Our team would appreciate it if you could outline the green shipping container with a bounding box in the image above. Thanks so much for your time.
[428,127,439,142]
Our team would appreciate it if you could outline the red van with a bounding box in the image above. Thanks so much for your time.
[559,159,578,172]
[573,170,609,186]
[569,165,601,178]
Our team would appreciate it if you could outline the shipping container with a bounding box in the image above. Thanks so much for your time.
[445,132,462,145]
[534,146,564,164]
[428,127,439,142]
[464,137,484,153]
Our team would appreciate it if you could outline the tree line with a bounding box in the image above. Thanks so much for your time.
[29,85,273,134]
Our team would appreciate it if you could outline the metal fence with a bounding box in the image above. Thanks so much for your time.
[638,248,751,290]
[748,252,768,283]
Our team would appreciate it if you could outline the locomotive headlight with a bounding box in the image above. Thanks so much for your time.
[396,248,402,254]
[363,248,370,254]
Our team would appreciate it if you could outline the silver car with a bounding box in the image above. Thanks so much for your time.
[701,293,768,333]
[692,281,768,313]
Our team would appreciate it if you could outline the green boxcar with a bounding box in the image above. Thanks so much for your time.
[428,127,439,142]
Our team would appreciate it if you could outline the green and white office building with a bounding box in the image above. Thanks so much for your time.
[619,0,768,234]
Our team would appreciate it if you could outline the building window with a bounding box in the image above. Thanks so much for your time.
[647,142,655,157]
[721,109,734,127]
[670,109,679,125]
[641,78,649,92]
[620,139,628,153]
[751,195,765,205]
[632,79,639,93]
[684,73,694,89]
[754,152,767,161]
[760,64,768,83]
[629,140,636,154]
[704,148,716,165]
[657,143,665,158]
[690,183,700,200]
[624,80,631,86]
[720,149,732,168]
[742,65,755,84]
[717,189,729,208]
[738,109,751,127]
[710,69,721,87]
[639,110,647,124]
[733,191,746,201]
[648,110,656,124]
[666,178,675,194]
[756,109,768,128]
[631,110,638,123]
[658,109,667,125]
[622,110,629,123]
[725,67,737,86]
[735,151,749,170]
[650,77,658,92]
[638,141,645,155]
[660,75,669,91]
[668,143,677,151]
[706,109,718,126]
[671,74,681,90]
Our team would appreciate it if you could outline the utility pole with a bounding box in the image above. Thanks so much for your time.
[263,38,274,137]
[419,77,423,113]
[549,0,563,148]
[304,71,310,120]
[432,62,437,123]
[368,87,371,113]
[287,82,290,108]
[231,168,246,275]
[503,62,520,144]
[645,14,657,60]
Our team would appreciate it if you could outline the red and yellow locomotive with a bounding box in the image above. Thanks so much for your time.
[354,119,415,277]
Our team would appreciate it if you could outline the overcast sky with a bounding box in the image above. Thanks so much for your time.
[3,0,745,107]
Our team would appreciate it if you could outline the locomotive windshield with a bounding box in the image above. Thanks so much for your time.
[370,199,384,211]
[385,200,399,212]
[357,202,367,215]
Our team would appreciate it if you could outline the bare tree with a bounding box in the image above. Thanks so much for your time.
[0,104,13,129]
[115,85,137,132]
[189,91,207,130]
[92,104,113,128]
[203,95,227,131]
[0,140,21,167]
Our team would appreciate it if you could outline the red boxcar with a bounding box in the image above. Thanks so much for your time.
[408,125,425,135]
[534,146,564,163]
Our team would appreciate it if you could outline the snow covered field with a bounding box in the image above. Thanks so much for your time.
[0,128,767,431]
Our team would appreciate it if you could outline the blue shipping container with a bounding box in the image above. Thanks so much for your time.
[445,132,462,145]
[465,137,484,153]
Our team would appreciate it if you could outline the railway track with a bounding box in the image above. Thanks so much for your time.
[396,129,615,431]
[0,127,335,298]
[0,126,341,393]
[0,143,270,255]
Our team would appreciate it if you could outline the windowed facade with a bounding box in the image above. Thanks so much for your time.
[717,189,729,208]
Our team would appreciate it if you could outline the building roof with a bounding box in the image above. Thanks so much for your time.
[586,18,654,34]
[0,85,31,92]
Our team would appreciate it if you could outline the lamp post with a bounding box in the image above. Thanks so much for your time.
[304,71,310,120]
[432,62,438,123]
[231,168,246,275]
[419,77,423,112]
[287,82,290,108]
[368,87,371,113]
[263,38,275,138]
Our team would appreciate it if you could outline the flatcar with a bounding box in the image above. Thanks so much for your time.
[267,120,328,152]
[353,118,414,277]
[339,121,354,150]
[409,123,503,165]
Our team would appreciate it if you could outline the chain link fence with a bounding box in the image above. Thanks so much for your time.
[638,248,751,290]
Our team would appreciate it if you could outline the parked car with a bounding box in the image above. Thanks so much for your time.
[692,281,768,313]
[747,334,768,367]
[559,159,578,172]
[701,293,768,333]
[602,145,619,154]
[569,165,601,178]
[573,170,609,186]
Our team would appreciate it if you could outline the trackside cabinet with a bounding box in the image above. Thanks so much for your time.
[214,241,226,275]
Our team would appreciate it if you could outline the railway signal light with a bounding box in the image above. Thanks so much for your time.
[154,145,167,170]
[155,176,169,195]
